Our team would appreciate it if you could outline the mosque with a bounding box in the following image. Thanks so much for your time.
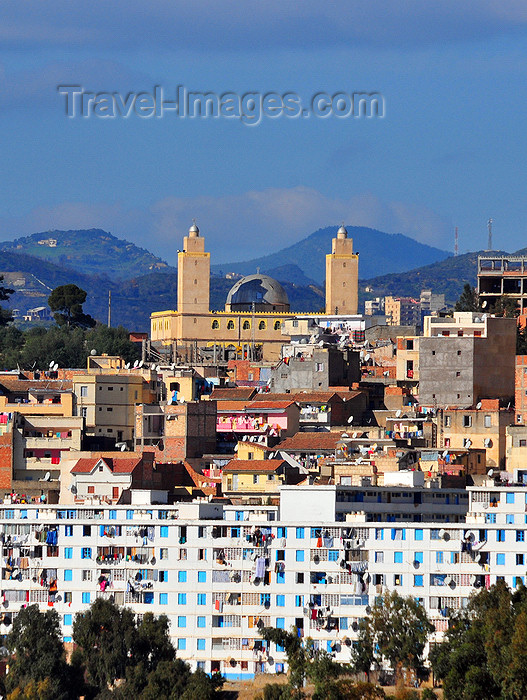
[150,222,359,361]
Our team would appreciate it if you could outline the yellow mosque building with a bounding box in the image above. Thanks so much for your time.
[150,222,358,361]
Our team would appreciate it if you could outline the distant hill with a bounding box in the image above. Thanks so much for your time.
[213,226,451,284]
[359,250,509,304]
[0,229,174,281]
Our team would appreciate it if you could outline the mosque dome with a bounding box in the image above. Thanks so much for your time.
[337,224,348,238]
[225,274,290,312]
[189,222,200,236]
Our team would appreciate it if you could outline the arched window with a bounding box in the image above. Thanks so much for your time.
[242,320,250,330]
[212,320,219,329]
[227,320,235,330]
[258,321,266,330]
[274,321,281,330]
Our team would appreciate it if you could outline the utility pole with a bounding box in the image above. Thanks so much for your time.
[107,290,111,327]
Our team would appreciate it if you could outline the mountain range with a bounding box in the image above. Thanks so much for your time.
[0,226,495,331]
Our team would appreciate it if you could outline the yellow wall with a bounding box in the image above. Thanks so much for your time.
[325,234,358,315]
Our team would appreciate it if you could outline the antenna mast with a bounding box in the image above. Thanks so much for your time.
[454,227,458,257]
[487,218,493,251]
[108,290,111,327]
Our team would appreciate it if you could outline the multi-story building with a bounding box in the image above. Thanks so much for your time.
[384,296,421,327]
[478,254,527,313]
[418,312,516,408]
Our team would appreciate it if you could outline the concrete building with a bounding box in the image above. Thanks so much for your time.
[478,254,527,313]
[384,296,421,327]
[150,224,359,361]
[269,345,360,394]
[325,225,359,315]
[418,313,516,408]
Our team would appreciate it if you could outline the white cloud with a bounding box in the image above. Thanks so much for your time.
[0,187,451,266]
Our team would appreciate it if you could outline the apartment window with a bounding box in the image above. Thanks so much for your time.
[414,529,423,541]
[484,415,492,428]
[296,573,304,584]
[197,617,206,628]
[197,639,206,650]
[375,529,384,541]
[64,570,72,581]
[177,617,186,628]
[64,614,72,626]
[159,571,168,582]
[507,493,515,504]
[178,571,187,583]
[82,570,92,582]
[486,513,496,524]
[177,639,186,651]
[507,515,515,525]
[436,551,443,564]
[496,553,505,566]
[253,475,259,485]
[159,593,168,605]
[276,572,285,584]
[296,527,305,539]
[197,593,206,606]
[497,530,506,542]
[87,486,95,494]
[64,592,72,604]
[414,551,424,564]
[82,592,91,604]
[517,554,525,566]
[178,593,187,605]
[517,531,525,542]
[394,574,403,586]
[276,617,285,629]
[160,526,168,537]
[276,595,285,607]
[64,547,73,559]
[394,552,403,564]
[65,525,73,537]
[328,550,339,561]
[375,552,384,563]
[414,575,424,587]
[126,510,134,520]
[198,571,207,583]
[198,549,207,561]
[295,595,304,607]
[463,415,472,428]
[83,525,91,537]
[406,339,414,350]
[444,416,451,428]
[81,407,87,418]
[316,363,324,372]
[81,548,91,559]
[296,550,305,562]
[160,548,168,560]
[277,527,287,538]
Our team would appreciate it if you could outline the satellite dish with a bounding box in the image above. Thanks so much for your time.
[476,402,482,410]
[352,432,358,438]
[395,410,402,418]
[347,416,354,424]
[49,360,54,367]
[151,363,156,370]
[488,469,494,477]
[125,363,130,369]
[171,363,176,370]
[133,360,139,368]
[484,438,491,447]
[465,439,472,447]
[179,396,185,403]
[481,300,488,308]
[234,445,238,452]
[442,450,448,458]
[43,472,51,481]
[138,360,144,368]
[120,444,127,451]
[69,484,77,494]
[156,365,161,371]
[356,457,363,464]
[53,363,59,371]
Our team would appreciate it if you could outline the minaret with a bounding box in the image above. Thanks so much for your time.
[177,221,210,314]
[325,224,359,315]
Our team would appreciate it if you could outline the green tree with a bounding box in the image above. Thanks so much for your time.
[493,295,519,318]
[19,326,86,370]
[454,283,480,312]
[261,627,309,698]
[0,275,14,327]
[6,605,74,700]
[356,592,433,678]
[48,284,96,328]
[72,598,137,693]
[0,325,24,369]
[350,621,376,682]
[85,324,141,364]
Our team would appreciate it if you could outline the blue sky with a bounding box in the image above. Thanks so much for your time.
[1,1,527,265]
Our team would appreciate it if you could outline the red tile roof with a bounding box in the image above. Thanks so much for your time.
[277,432,342,452]
[216,400,296,412]
[211,387,257,401]
[223,459,287,472]
[71,457,142,474]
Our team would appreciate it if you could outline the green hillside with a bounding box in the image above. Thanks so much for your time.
[0,229,174,281]
[359,250,508,304]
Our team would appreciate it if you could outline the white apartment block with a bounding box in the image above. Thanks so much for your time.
[0,481,526,679]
